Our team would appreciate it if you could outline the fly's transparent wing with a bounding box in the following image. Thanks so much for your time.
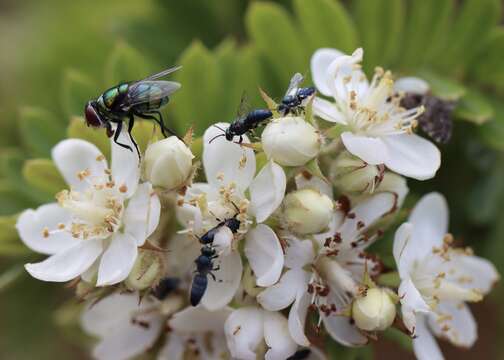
[126,80,181,106]
[236,91,250,118]
[142,65,182,81]
[285,73,304,97]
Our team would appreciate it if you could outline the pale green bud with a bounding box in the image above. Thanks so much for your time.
[125,250,164,291]
[352,288,396,331]
[330,151,384,193]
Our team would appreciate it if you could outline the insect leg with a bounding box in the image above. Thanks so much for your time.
[128,114,141,158]
[113,122,133,152]
[209,272,217,281]
[152,111,178,138]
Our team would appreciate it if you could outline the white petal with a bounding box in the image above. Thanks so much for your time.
[448,255,500,294]
[170,306,231,333]
[295,172,333,198]
[382,134,441,180]
[157,333,185,360]
[394,77,430,95]
[412,315,444,360]
[393,222,415,277]
[341,132,388,165]
[258,269,310,311]
[244,224,284,287]
[93,316,162,360]
[202,251,243,311]
[203,123,256,193]
[285,237,315,269]
[111,128,140,197]
[249,161,286,223]
[213,226,234,256]
[81,292,141,337]
[224,307,264,360]
[52,139,107,191]
[312,97,347,124]
[428,302,476,348]
[288,293,311,346]
[25,239,102,282]
[408,192,448,258]
[399,277,431,334]
[96,233,138,286]
[322,314,368,347]
[264,311,298,360]
[123,182,161,246]
[16,203,76,255]
[310,48,345,96]
[338,193,396,248]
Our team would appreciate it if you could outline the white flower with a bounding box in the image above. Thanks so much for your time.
[393,192,499,360]
[258,191,397,347]
[351,287,396,331]
[81,292,231,360]
[310,47,440,180]
[262,116,321,166]
[16,133,160,286]
[224,306,297,360]
[282,188,334,234]
[175,123,286,310]
[144,136,194,190]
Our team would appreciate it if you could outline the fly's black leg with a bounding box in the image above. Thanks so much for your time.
[152,111,178,138]
[128,115,141,159]
[113,121,133,152]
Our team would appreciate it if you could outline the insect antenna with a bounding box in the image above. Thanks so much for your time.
[208,133,225,144]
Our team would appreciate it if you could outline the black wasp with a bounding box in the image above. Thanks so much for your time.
[209,94,272,144]
[84,65,182,157]
[287,349,311,360]
[277,73,316,116]
[151,277,180,300]
[190,210,241,306]
[400,93,454,144]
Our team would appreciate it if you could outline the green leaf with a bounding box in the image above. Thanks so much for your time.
[377,272,400,288]
[478,99,504,151]
[246,2,307,85]
[351,0,405,71]
[172,41,220,135]
[469,28,504,95]
[454,89,494,124]
[416,70,466,101]
[67,116,110,158]
[327,340,373,360]
[18,107,65,158]
[382,328,413,351]
[436,0,501,73]
[400,0,454,69]
[104,41,151,86]
[60,68,97,117]
[22,159,66,196]
[293,0,357,54]
[0,265,24,292]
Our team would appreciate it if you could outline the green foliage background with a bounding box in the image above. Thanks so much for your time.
[0,0,503,358]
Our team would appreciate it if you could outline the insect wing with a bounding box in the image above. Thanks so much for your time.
[285,73,304,97]
[142,65,182,81]
[126,80,181,106]
[236,91,251,118]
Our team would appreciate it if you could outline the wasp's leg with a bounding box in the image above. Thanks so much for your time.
[113,121,133,152]
[209,271,217,281]
[127,115,141,159]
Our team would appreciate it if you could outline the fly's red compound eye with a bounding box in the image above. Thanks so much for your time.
[84,102,102,128]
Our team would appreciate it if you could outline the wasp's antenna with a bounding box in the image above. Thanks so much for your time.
[229,200,240,214]
[208,134,225,144]
[212,124,226,132]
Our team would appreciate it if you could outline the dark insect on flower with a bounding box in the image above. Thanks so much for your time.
[198,215,241,245]
[277,73,316,116]
[400,93,455,144]
[190,245,220,306]
[287,349,311,360]
[209,93,272,144]
[151,277,180,300]
[84,65,182,158]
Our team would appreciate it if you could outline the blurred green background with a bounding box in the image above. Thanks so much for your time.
[1,0,504,358]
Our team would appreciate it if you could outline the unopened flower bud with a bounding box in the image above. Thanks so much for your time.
[144,137,194,190]
[261,116,321,166]
[352,288,396,331]
[330,151,384,193]
[282,188,333,234]
[125,250,164,291]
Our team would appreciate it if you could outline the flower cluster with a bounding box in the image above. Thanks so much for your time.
[16,48,499,360]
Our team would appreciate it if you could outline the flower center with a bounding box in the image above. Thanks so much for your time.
[53,168,126,240]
